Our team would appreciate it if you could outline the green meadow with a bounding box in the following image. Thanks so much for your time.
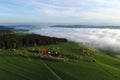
[0,42,120,80]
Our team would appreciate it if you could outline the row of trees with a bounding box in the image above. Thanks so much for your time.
[0,31,67,49]
[0,30,13,35]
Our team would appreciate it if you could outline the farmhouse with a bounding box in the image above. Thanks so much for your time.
[38,48,47,54]
[82,48,88,53]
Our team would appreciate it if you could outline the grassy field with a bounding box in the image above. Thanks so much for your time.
[0,42,120,80]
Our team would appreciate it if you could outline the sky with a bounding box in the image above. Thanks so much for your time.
[1,0,120,25]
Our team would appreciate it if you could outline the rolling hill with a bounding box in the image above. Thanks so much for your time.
[0,42,119,80]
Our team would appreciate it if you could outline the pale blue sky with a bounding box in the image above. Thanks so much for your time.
[1,0,120,25]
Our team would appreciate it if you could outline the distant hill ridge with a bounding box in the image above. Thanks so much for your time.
[0,25,14,30]
[51,25,120,29]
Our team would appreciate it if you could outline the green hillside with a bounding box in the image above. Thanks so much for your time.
[0,42,120,80]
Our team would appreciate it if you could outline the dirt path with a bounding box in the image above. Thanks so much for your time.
[40,60,63,80]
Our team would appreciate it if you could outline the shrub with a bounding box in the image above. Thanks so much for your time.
[21,50,29,58]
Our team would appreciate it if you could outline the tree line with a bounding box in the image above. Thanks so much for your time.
[0,30,67,49]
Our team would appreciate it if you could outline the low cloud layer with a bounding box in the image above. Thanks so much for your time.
[30,27,120,51]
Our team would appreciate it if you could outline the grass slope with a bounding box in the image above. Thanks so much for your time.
[43,43,120,80]
[0,42,120,80]
[0,51,58,80]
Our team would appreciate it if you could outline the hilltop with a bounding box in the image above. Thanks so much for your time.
[0,42,120,80]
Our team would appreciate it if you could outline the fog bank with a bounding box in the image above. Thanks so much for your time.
[29,27,120,52]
